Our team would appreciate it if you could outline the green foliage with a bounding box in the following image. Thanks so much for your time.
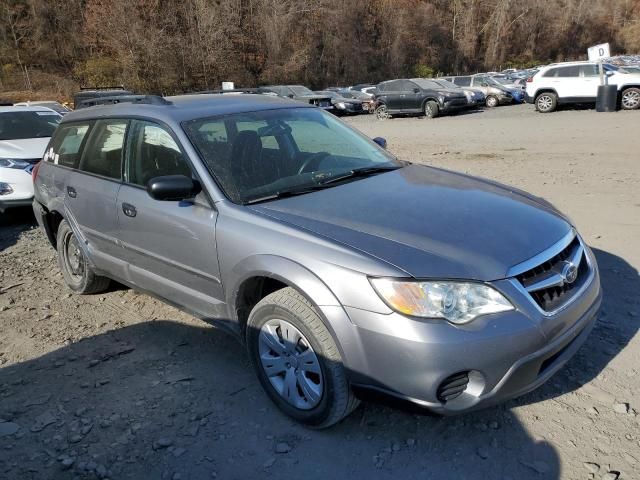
[413,64,436,78]
[73,58,122,87]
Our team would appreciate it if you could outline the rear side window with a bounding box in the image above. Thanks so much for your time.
[126,120,192,186]
[556,66,580,77]
[580,65,599,77]
[46,123,91,168]
[453,77,471,87]
[78,119,127,179]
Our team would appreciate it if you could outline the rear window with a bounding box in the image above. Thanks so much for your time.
[453,77,471,87]
[0,110,61,141]
[78,119,127,179]
[45,122,92,168]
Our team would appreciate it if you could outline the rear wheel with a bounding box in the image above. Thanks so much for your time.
[375,104,390,120]
[485,95,499,108]
[57,220,110,294]
[247,287,359,428]
[535,92,557,113]
[424,100,439,118]
[621,88,640,110]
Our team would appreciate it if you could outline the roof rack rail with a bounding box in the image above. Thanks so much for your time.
[79,95,172,108]
[80,86,127,91]
[190,88,261,95]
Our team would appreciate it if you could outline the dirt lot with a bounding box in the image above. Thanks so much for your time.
[1,104,639,480]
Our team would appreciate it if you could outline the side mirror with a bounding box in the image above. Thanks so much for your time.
[288,94,295,98]
[146,175,201,201]
[373,137,387,149]
[481,82,489,87]
[605,70,614,77]
[413,88,420,93]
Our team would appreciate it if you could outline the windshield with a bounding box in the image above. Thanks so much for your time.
[317,91,339,98]
[290,86,314,96]
[0,110,61,141]
[491,77,512,85]
[184,108,399,204]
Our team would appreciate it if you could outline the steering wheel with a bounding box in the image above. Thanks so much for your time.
[297,152,331,174]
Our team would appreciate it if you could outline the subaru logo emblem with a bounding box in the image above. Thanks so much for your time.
[561,261,579,284]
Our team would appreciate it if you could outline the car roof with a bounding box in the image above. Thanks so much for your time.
[543,61,598,68]
[59,94,312,125]
[0,106,60,113]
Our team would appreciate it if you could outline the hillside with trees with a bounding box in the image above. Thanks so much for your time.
[1,0,639,100]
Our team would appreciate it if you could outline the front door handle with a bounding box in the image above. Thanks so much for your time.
[67,186,77,198]
[122,203,137,218]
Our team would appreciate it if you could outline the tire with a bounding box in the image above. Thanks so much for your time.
[535,92,557,113]
[620,87,640,110]
[485,95,499,108]
[375,104,390,120]
[57,220,110,294]
[424,100,439,118]
[246,287,359,428]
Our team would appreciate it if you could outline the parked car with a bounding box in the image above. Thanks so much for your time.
[442,75,514,107]
[374,78,468,119]
[33,93,601,428]
[338,89,376,112]
[0,106,61,212]
[15,101,72,115]
[74,87,134,109]
[258,85,333,109]
[314,90,366,115]
[525,61,640,112]
[430,79,486,108]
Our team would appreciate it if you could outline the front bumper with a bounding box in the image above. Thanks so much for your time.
[0,195,34,213]
[441,98,469,112]
[333,247,601,414]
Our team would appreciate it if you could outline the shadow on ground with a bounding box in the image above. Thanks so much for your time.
[3,249,633,479]
[0,207,36,252]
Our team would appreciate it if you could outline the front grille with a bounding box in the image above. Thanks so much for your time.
[516,236,589,312]
[437,371,469,403]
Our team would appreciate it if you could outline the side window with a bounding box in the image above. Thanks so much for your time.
[46,122,91,168]
[126,120,192,187]
[556,66,580,77]
[580,65,599,77]
[376,83,387,92]
[401,80,418,92]
[455,77,471,87]
[78,119,127,179]
[543,68,558,77]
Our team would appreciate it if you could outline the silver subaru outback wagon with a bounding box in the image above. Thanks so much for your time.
[33,94,601,428]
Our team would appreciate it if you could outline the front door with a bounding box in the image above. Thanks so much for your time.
[116,119,224,318]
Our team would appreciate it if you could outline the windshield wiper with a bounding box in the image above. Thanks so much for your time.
[318,165,400,186]
[244,185,328,205]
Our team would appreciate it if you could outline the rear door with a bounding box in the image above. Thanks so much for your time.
[116,119,224,318]
[381,81,404,111]
[64,119,127,275]
[544,66,581,99]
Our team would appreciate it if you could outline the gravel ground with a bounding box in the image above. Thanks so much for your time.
[1,104,639,480]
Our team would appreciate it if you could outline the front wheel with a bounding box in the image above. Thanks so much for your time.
[621,88,640,110]
[535,92,557,113]
[424,100,439,118]
[375,104,390,120]
[57,220,110,294]
[485,95,499,108]
[246,287,359,428]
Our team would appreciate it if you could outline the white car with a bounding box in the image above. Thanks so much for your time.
[525,61,640,113]
[0,106,61,213]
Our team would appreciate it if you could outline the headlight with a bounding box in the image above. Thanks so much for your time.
[370,279,514,324]
[0,182,13,195]
[0,158,30,169]
[335,102,346,109]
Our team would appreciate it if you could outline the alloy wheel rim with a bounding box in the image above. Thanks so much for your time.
[538,95,552,111]
[376,106,388,120]
[258,319,323,410]
[425,105,434,117]
[622,91,640,109]
[487,97,497,107]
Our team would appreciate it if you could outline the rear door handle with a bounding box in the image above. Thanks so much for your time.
[67,186,77,198]
[122,203,137,218]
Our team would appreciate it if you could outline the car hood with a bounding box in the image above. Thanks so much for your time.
[249,165,571,281]
[0,137,50,159]
[295,94,332,101]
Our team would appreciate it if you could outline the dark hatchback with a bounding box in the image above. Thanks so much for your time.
[374,78,468,119]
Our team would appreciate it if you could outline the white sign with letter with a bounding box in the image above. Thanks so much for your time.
[588,43,610,61]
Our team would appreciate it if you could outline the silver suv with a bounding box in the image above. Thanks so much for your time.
[33,94,601,428]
